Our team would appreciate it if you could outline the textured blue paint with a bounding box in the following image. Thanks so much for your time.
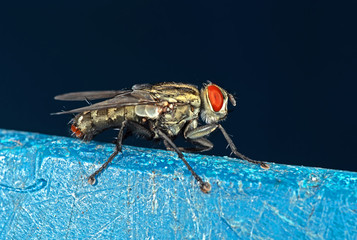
[0,129,356,239]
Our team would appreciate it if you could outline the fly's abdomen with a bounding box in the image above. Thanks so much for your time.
[71,106,138,140]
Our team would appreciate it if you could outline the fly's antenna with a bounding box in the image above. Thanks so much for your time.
[228,93,236,106]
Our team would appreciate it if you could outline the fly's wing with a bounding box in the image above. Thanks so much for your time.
[54,90,130,101]
[52,90,157,115]
[132,83,152,91]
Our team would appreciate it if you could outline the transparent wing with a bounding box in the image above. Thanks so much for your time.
[132,83,153,91]
[52,90,157,115]
[54,90,130,101]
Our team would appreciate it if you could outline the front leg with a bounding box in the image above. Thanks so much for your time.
[164,137,213,153]
[163,121,215,153]
[184,123,219,140]
[185,123,270,169]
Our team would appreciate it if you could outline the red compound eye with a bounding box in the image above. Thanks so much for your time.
[207,85,224,112]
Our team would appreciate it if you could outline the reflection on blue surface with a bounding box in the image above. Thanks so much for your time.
[0,129,356,239]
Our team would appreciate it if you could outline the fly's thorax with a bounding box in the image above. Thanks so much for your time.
[134,84,202,137]
[150,82,201,108]
[158,104,199,136]
[71,106,138,140]
[139,82,201,136]
[200,83,229,124]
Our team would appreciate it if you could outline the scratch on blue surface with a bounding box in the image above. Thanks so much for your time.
[0,129,356,239]
[0,178,47,193]
[219,215,239,238]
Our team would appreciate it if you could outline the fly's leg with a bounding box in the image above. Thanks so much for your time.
[162,120,213,153]
[88,120,154,185]
[126,121,155,140]
[88,120,127,185]
[185,123,270,169]
[217,125,270,169]
[164,138,213,153]
[156,129,211,193]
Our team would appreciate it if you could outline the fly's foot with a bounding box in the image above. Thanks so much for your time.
[88,176,96,185]
[260,162,270,169]
[200,181,211,194]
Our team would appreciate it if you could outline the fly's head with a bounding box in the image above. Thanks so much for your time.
[200,83,236,124]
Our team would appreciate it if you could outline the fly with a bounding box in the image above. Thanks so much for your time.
[53,82,269,193]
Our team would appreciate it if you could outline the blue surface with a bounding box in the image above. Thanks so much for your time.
[0,129,356,239]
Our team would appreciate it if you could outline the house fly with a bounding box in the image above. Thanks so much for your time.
[53,82,269,193]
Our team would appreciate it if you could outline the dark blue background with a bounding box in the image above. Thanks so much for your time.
[0,1,356,171]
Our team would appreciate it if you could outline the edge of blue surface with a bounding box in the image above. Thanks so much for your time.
[0,129,356,239]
